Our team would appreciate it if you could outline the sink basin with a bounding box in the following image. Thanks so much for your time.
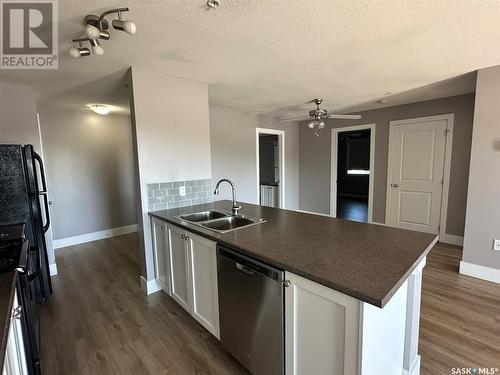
[179,210,229,222]
[201,216,263,232]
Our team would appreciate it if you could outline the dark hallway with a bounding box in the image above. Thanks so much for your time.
[336,129,371,222]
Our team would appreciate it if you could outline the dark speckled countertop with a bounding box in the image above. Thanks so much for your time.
[150,201,438,308]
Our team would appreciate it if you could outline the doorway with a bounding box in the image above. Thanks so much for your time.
[256,128,285,208]
[386,114,454,237]
[330,124,375,222]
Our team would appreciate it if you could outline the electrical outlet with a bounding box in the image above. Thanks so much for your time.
[494,239,500,252]
[179,186,186,197]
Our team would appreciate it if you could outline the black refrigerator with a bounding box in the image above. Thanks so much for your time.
[0,144,52,302]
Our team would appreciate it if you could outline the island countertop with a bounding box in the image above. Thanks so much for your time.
[149,200,438,308]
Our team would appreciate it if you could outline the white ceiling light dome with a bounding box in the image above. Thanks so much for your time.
[88,104,111,115]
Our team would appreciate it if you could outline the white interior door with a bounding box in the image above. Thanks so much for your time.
[386,118,448,233]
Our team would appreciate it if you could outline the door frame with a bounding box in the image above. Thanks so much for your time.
[330,124,376,222]
[256,128,285,208]
[385,114,454,241]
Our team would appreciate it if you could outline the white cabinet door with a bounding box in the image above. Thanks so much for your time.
[168,225,191,312]
[187,233,219,338]
[3,291,28,375]
[152,218,170,294]
[285,271,360,375]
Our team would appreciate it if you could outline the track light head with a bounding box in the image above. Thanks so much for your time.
[85,25,100,39]
[68,46,91,59]
[89,39,104,55]
[112,19,136,34]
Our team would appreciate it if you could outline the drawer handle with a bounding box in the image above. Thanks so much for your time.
[283,280,291,287]
[161,225,166,230]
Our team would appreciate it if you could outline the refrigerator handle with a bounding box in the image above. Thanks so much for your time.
[33,152,50,233]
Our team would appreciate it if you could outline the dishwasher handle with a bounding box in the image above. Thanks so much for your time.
[218,246,283,282]
[236,262,254,275]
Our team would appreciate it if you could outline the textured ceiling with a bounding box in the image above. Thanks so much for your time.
[0,0,497,116]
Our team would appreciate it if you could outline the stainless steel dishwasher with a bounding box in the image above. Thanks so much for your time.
[217,245,284,375]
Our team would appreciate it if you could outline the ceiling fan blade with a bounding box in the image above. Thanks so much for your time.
[326,114,362,120]
[278,116,310,122]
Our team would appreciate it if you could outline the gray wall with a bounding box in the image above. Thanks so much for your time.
[38,107,137,240]
[300,93,475,236]
[129,67,212,281]
[462,66,500,270]
[210,105,300,210]
[0,82,41,152]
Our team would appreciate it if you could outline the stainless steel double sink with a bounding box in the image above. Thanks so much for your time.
[177,210,265,234]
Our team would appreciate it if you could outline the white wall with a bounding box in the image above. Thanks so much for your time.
[129,67,212,282]
[462,65,500,277]
[210,105,300,210]
[38,107,137,240]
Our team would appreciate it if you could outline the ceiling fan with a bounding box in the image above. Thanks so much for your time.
[279,98,362,132]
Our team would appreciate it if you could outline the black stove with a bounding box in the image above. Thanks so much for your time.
[0,223,25,273]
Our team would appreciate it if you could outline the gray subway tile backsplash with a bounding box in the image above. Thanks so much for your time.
[147,178,213,211]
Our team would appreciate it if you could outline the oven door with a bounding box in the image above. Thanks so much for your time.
[16,242,41,375]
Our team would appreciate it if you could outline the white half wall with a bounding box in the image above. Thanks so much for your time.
[129,67,212,283]
[210,105,300,210]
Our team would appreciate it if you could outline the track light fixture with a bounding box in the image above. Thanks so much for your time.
[68,42,90,59]
[69,7,136,59]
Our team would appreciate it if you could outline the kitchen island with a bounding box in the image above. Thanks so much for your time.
[149,200,437,375]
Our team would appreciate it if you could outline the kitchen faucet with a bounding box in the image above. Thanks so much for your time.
[213,179,241,216]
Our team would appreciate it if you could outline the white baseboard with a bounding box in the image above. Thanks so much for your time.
[439,234,464,246]
[140,276,161,295]
[49,263,58,276]
[403,355,421,375]
[459,261,500,284]
[53,224,138,249]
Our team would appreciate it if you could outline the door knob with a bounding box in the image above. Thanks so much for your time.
[392,183,399,188]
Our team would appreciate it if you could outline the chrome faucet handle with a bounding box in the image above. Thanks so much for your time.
[232,204,242,216]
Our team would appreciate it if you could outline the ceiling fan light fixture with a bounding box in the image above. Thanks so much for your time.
[307,121,316,129]
[317,120,325,129]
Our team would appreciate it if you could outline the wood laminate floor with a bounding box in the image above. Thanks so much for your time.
[420,243,500,374]
[40,234,500,374]
[40,233,248,375]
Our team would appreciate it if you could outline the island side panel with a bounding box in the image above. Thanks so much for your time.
[403,257,427,375]
[359,279,409,375]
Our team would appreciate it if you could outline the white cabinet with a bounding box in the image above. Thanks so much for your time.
[188,233,220,338]
[152,219,220,339]
[167,224,191,312]
[285,271,360,375]
[151,217,170,293]
[3,290,28,375]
